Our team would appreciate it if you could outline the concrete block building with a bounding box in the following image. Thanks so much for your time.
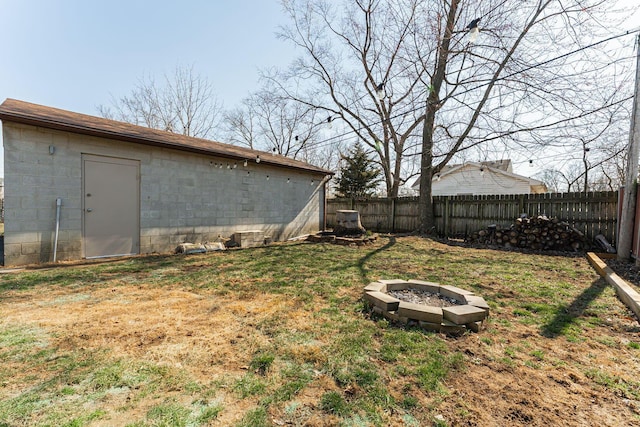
[0,99,332,266]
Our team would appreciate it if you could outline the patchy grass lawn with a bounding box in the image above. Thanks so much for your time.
[1,236,639,426]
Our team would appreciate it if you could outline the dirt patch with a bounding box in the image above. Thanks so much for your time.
[12,285,309,380]
[429,270,640,427]
[436,329,640,426]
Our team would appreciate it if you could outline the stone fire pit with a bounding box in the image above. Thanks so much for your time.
[364,279,489,334]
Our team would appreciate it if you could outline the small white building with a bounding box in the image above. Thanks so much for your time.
[0,99,332,266]
[411,160,547,196]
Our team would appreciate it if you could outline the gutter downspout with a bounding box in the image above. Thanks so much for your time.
[53,198,62,262]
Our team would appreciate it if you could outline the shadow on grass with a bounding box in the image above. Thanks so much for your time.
[358,236,397,282]
[0,254,178,292]
[541,278,608,338]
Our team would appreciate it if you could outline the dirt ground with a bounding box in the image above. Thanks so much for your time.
[429,253,640,426]
[2,244,640,426]
[439,311,640,426]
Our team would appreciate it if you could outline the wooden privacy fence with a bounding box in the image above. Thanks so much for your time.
[326,191,619,243]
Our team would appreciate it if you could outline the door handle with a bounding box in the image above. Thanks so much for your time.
[86,208,93,212]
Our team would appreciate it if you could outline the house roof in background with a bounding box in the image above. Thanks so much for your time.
[0,98,333,175]
[411,160,546,191]
[441,159,512,175]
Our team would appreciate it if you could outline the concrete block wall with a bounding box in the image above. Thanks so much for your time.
[3,122,327,266]
[3,124,84,265]
[231,231,266,248]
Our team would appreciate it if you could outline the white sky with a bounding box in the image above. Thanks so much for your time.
[0,0,639,178]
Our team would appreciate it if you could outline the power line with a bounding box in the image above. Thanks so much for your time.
[300,28,640,153]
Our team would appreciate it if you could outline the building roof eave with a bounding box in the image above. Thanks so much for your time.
[0,98,334,176]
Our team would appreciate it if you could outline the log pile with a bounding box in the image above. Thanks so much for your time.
[466,215,586,251]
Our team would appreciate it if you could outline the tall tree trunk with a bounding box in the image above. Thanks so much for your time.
[418,0,459,233]
[418,102,436,232]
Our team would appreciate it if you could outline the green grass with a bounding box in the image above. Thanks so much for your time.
[195,402,224,423]
[249,352,275,376]
[233,374,267,398]
[267,364,312,404]
[236,406,269,427]
[628,341,640,350]
[320,391,349,415]
[0,236,634,425]
[145,402,191,427]
[585,368,640,400]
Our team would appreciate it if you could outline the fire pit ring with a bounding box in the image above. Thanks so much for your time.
[363,279,490,334]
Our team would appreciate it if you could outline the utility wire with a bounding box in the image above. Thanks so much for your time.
[299,28,640,153]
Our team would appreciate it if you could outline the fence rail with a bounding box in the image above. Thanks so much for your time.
[327,191,619,244]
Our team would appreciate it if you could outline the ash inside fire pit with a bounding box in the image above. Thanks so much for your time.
[388,289,462,307]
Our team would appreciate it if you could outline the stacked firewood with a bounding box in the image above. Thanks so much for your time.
[467,215,586,251]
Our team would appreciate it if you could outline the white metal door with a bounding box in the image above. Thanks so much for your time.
[82,154,140,258]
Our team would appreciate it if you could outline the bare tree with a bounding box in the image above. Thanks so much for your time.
[224,88,319,157]
[534,94,632,193]
[273,0,635,230]
[224,84,345,171]
[535,168,564,192]
[274,0,432,197]
[98,65,222,140]
[417,0,636,231]
[583,101,633,191]
[224,104,259,150]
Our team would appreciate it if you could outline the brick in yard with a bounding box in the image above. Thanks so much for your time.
[397,301,443,323]
[442,305,487,324]
[364,282,386,293]
[407,279,441,293]
[464,295,490,312]
[440,319,466,334]
[383,310,409,324]
[364,291,400,312]
[378,279,409,291]
[439,284,475,302]
[418,321,442,332]
[466,321,482,333]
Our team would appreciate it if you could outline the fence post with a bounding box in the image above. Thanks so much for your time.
[518,194,525,216]
[444,197,450,236]
[391,198,396,232]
